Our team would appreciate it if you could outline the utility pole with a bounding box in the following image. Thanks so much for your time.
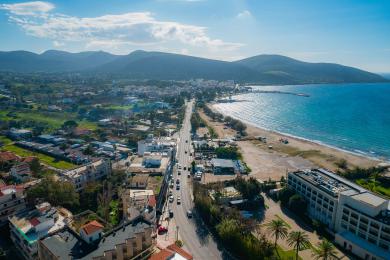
[176,226,179,241]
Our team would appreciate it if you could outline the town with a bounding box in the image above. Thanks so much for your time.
[1,72,390,260]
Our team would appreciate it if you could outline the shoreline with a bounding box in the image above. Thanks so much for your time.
[212,103,383,163]
[203,103,381,175]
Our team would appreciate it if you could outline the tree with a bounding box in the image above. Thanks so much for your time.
[235,177,262,201]
[311,240,338,260]
[62,120,78,131]
[288,194,307,215]
[265,219,289,248]
[287,231,310,260]
[29,158,41,175]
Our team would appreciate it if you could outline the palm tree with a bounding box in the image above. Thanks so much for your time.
[311,240,338,260]
[287,231,310,260]
[265,219,289,248]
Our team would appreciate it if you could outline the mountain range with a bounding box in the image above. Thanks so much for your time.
[0,50,386,84]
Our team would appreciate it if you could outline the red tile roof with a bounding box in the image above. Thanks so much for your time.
[81,220,104,235]
[29,217,40,227]
[149,249,174,260]
[150,244,193,260]
[0,151,20,162]
[148,195,156,207]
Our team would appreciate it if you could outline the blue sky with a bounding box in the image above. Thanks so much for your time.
[0,0,389,72]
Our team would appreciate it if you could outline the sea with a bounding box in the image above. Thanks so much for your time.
[213,83,390,161]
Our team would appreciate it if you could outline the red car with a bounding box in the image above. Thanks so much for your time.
[158,226,168,234]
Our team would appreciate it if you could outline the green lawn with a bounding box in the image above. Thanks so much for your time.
[0,136,12,145]
[356,178,390,198]
[103,104,134,110]
[1,144,75,170]
[276,246,302,260]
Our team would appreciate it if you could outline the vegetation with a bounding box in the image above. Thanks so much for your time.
[287,231,311,260]
[311,240,338,260]
[215,146,241,160]
[265,219,289,248]
[27,176,80,210]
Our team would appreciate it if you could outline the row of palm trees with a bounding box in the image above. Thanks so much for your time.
[265,219,338,260]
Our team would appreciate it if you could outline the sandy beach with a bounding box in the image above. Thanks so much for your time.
[199,105,380,181]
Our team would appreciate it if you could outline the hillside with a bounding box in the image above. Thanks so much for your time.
[0,50,386,84]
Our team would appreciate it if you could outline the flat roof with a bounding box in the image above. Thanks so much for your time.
[350,192,387,208]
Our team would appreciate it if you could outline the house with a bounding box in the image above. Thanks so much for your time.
[137,134,176,157]
[210,158,246,175]
[8,128,32,140]
[9,202,72,260]
[60,159,111,192]
[288,169,390,260]
[10,162,32,182]
[38,216,155,260]
[0,184,26,226]
[79,220,104,243]
[150,243,193,260]
[0,151,20,163]
[209,186,243,205]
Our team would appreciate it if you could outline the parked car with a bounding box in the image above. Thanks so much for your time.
[178,170,181,175]
[176,184,180,190]
[187,210,192,218]
[177,196,181,205]
[169,209,174,218]
[169,196,174,203]
[158,226,168,234]
[176,178,180,184]
[187,173,191,178]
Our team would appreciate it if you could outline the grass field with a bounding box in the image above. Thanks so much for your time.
[276,246,302,260]
[0,109,98,131]
[1,144,75,169]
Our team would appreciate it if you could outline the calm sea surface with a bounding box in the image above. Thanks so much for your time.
[213,83,390,161]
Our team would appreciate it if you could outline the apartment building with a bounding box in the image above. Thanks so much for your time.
[60,159,111,192]
[287,169,390,260]
[9,202,72,260]
[0,184,26,226]
[38,216,155,260]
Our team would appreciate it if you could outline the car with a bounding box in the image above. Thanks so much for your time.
[158,226,168,234]
[176,179,180,184]
[169,209,174,218]
[178,170,181,175]
[169,196,174,203]
[169,190,173,196]
[185,151,187,154]
[186,140,188,143]
[178,165,182,169]
[187,173,191,178]
[177,196,181,205]
[184,166,187,170]
[176,184,180,190]
[187,210,192,218]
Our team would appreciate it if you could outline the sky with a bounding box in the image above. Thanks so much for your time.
[0,0,389,72]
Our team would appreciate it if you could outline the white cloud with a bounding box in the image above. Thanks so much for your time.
[0,1,54,16]
[1,1,242,54]
[236,10,252,19]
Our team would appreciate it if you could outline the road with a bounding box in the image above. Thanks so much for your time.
[169,100,224,260]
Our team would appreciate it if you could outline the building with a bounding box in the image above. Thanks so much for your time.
[9,202,72,260]
[150,243,193,260]
[128,153,170,176]
[137,134,176,157]
[209,186,242,205]
[8,128,32,140]
[122,189,156,222]
[210,158,246,175]
[60,159,111,192]
[128,175,149,189]
[38,216,155,260]
[0,184,26,226]
[287,169,390,260]
[10,162,32,182]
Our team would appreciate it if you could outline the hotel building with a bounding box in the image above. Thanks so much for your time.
[287,169,390,260]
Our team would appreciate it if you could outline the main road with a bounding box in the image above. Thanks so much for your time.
[170,100,224,260]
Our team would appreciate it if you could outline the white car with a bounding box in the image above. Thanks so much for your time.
[169,196,174,203]
[177,196,181,205]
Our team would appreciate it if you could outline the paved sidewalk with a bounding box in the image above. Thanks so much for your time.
[157,201,180,248]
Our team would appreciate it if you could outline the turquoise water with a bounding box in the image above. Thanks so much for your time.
[213,83,390,161]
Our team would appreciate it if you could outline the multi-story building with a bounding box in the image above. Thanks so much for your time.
[137,134,176,157]
[38,216,155,260]
[0,184,26,226]
[60,159,111,192]
[9,202,72,260]
[288,169,390,260]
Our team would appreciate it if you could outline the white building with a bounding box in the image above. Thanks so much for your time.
[9,202,72,260]
[0,184,26,226]
[10,162,32,182]
[122,189,156,222]
[288,169,390,260]
[60,159,111,192]
[137,134,176,157]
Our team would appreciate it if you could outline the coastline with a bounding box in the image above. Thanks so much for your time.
[202,103,381,179]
